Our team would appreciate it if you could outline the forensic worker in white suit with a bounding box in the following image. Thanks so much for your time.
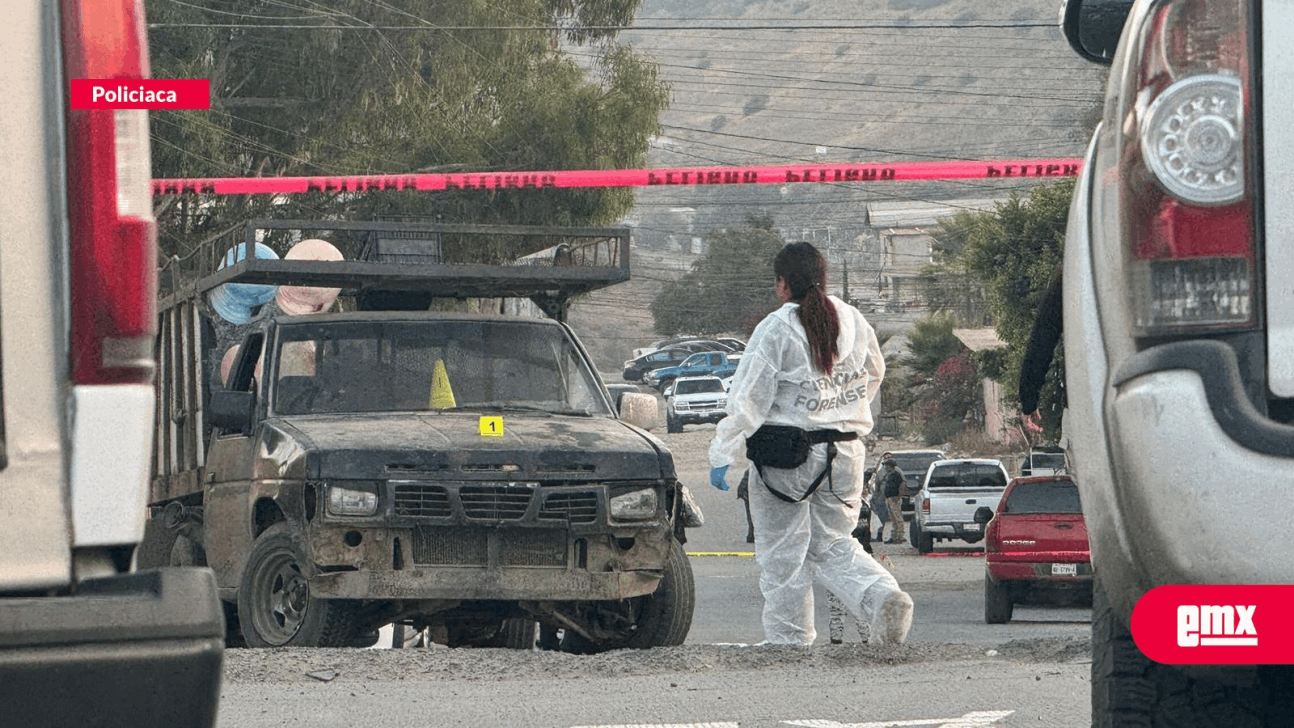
[708,242,913,646]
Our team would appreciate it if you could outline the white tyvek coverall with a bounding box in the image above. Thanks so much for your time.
[709,295,904,645]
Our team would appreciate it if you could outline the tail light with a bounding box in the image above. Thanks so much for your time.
[921,497,930,514]
[1118,0,1253,337]
[61,0,157,384]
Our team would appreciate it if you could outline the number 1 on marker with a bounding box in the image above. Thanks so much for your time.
[479,416,504,437]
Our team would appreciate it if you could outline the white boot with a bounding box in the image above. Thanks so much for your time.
[868,589,913,646]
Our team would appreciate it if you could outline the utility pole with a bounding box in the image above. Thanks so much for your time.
[842,257,850,303]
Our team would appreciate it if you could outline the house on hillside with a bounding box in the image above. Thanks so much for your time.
[869,199,1002,307]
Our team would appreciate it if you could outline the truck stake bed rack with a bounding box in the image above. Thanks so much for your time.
[160,219,631,320]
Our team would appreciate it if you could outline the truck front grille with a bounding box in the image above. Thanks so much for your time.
[675,399,723,411]
[410,526,567,567]
[393,484,452,518]
[411,527,488,565]
[460,484,534,520]
[391,481,607,526]
[500,530,567,566]
[539,492,599,524]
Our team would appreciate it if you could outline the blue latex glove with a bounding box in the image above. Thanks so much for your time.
[710,465,730,491]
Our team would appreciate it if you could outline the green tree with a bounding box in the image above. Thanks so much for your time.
[650,215,785,336]
[917,211,991,326]
[926,179,1073,439]
[147,0,668,262]
[918,352,982,445]
[901,314,964,378]
[888,314,979,443]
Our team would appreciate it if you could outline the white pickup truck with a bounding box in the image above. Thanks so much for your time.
[909,459,1009,554]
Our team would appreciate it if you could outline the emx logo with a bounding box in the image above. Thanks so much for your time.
[1177,605,1257,647]
[1133,585,1294,664]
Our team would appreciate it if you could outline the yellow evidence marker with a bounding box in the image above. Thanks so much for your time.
[479,416,504,438]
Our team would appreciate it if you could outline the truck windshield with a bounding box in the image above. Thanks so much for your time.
[926,463,1007,489]
[675,379,723,395]
[891,452,942,479]
[1004,479,1082,514]
[1030,453,1067,470]
[272,320,610,417]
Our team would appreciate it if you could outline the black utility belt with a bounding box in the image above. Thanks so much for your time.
[745,424,859,503]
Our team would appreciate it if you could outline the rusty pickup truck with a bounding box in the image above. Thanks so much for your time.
[143,220,696,653]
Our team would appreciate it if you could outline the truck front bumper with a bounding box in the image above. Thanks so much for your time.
[0,568,224,727]
[310,565,662,601]
[673,410,726,425]
[923,521,986,540]
[309,521,674,602]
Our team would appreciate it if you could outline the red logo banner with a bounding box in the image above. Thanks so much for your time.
[70,79,210,110]
[1132,585,1294,664]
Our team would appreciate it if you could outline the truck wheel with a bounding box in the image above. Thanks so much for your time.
[237,522,356,648]
[908,519,919,546]
[984,575,1013,624]
[917,528,934,555]
[625,539,694,648]
[561,538,695,653]
[1091,576,1294,727]
[666,415,682,434]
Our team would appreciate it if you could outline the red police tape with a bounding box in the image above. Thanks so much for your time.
[151,158,1083,196]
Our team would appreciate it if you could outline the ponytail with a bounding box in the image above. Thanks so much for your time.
[774,242,839,375]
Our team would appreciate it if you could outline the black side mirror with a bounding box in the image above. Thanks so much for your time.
[209,389,254,433]
[1060,0,1134,65]
[974,506,995,525]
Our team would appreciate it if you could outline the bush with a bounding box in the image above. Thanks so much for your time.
[947,428,1019,459]
[921,417,964,446]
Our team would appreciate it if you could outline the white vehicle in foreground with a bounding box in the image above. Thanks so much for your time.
[0,1,223,724]
[1062,0,1294,723]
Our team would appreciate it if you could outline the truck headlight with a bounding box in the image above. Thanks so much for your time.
[327,482,380,516]
[609,488,657,520]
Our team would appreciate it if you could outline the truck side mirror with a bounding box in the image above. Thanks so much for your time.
[209,389,254,433]
[618,392,659,431]
[1060,0,1133,65]
[974,506,995,525]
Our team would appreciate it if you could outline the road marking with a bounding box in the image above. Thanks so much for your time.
[784,711,1014,728]
[572,724,739,728]
[686,551,755,557]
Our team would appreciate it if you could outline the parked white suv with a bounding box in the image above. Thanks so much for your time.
[663,375,728,433]
[1062,0,1294,723]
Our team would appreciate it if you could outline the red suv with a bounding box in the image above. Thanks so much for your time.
[981,475,1091,624]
